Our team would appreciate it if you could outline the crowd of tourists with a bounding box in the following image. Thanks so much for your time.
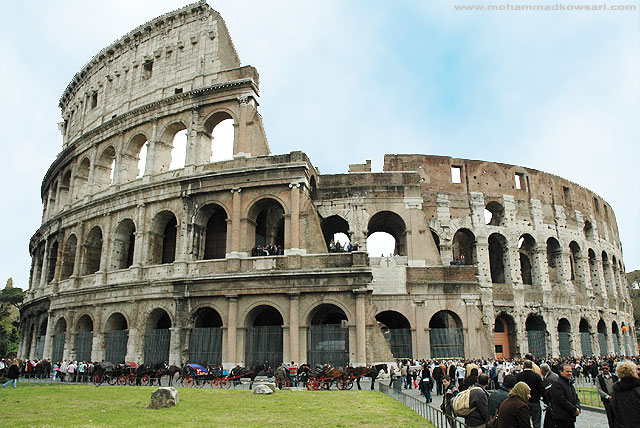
[390,354,640,428]
[328,240,359,253]
[0,358,97,386]
[250,244,284,256]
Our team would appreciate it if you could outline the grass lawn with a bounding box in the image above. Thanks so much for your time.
[0,384,435,428]
[575,387,604,408]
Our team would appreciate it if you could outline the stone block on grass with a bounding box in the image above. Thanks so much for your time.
[149,387,179,409]
[253,384,274,394]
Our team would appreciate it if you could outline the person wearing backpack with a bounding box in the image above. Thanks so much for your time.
[458,373,490,428]
[441,375,458,428]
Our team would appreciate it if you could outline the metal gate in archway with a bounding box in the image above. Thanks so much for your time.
[386,328,412,359]
[613,334,621,355]
[528,330,547,358]
[598,333,608,356]
[307,325,349,368]
[36,335,46,360]
[245,326,283,367]
[430,328,464,359]
[76,332,93,362]
[52,333,65,363]
[189,327,222,365]
[105,330,128,363]
[558,332,572,357]
[580,333,592,356]
[144,329,171,365]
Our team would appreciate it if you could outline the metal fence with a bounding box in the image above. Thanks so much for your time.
[386,328,413,359]
[580,332,592,356]
[307,324,349,368]
[144,328,171,365]
[528,330,547,358]
[558,332,572,357]
[189,327,222,366]
[576,388,603,408]
[613,335,621,355]
[105,330,128,364]
[430,328,465,359]
[245,325,283,367]
[598,333,608,356]
[76,332,93,362]
[36,335,45,360]
[52,333,65,363]
[379,383,469,428]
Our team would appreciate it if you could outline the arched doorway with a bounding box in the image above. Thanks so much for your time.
[612,322,621,355]
[557,318,572,357]
[367,211,407,256]
[189,307,223,366]
[249,199,285,250]
[52,318,67,363]
[144,309,171,365]
[494,314,515,359]
[579,318,592,356]
[321,215,350,251]
[526,315,547,357]
[376,311,412,359]
[307,304,349,368]
[36,319,47,360]
[429,311,464,358]
[104,313,128,364]
[452,228,477,265]
[597,319,608,356]
[245,306,283,367]
[488,233,508,283]
[75,315,93,362]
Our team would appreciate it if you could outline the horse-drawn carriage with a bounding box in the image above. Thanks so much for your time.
[93,361,165,386]
[180,364,229,388]
[304,364,388,390]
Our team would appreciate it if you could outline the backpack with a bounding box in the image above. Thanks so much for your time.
[452,386,481,417]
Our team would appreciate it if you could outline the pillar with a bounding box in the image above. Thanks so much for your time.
[287,182,301,254]
[354,290,367,366]
[414,301,427,360]
[288,293,300,363]
[125,328,138,363]
[42,311,54,360]
[224,296,238,369]
[229,188,242,256]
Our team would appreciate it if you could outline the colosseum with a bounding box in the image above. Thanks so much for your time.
[19,1,637,369]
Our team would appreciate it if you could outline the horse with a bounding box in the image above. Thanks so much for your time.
[164,365,183,386]
[316,366,343,389]
[297,363,311,387]
[345,363,388,390]
[229,363,273,387]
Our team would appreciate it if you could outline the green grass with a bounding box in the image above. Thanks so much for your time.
[0,384,435,428]
[576,387,604,408]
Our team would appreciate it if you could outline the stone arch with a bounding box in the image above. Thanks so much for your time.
[429,310,464,358]
[59,169,72,207]
[546,237,562,283]
[579,317,593,356]
[110,218,136,270]
[31,243,45,288]
[81,226,103,275]
[309,176,317,200]
[204,110,235,163]
[525,314,547,358]
[75,314,94,362]
[35,318,48,359]
[367,211,407,256]
[74,157,91,200]
[189,307,223,366]
[193,203,228,260]
[94,145,117,190]
[376,310,412,359]
[602,251,614,295]
[104,312,128,364]
[612,321,621,355]
[584,220,594,241]
[144,308,172,365]
[569,241,581,282]
[52,317,67,363]
[149,210,178,265]
[488,233,509,283]
[247,197,286,250]
[518,234,536,285]
[588,249,600,294]
[157,120,188,172]
[60,234,77,280]
[611,255,621,295]
[484,200,504,226]
[121,133,149,181]
[321,215,350,251]
[244,304,284,367]
[430,229,441,255]
[557,318,572,357]
[307,304,350,368]
[46,239,59,283]
[597,319,608,356]
[494,312,516,359]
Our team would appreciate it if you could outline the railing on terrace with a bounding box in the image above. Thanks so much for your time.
[378,383,469,428]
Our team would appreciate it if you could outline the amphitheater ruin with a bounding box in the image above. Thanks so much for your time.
[19,1,637,368]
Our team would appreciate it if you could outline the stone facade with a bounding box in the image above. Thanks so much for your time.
[20,1,636,368]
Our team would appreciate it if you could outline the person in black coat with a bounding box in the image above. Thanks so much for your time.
[2,362,20,388]
[550,363,580,428]
[517,360,545,428]
[610,360,640,428]
[432,362,444,395]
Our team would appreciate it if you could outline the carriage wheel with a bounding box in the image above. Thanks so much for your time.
[282,378,292,388]
[223,378,233,389]
[128,375,137,386]
[346,379,354,390]
[322,380,332,390]
[307,378,320,390]
[107,375,117,386]
[141,375,150,386]
[93,374,103,386]
[210,379,219,389]
[181,376,194,388]
[195,378,206,388]
[117,375,128,386]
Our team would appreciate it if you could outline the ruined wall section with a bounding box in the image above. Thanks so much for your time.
[58,1,241,147]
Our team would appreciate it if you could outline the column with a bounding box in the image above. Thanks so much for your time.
[131,204,145,278]
[91,308,103,362]
[288,293,300,363]
[125,328,138,363]
[169,327,183,366]
[39,238,50,288]
[96,216,111,284]
[224,296,238,368]
[414,301,427,360]
[354,290,367,366]
[42,311,54,359]
[287,182,301,254]
[236,96,249,156]
[229,188,242,256]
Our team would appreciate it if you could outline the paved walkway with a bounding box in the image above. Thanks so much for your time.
[396,385,608,428]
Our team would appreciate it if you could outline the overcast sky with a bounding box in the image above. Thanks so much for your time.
[1,0,638,289]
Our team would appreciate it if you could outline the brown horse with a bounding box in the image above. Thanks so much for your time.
[344,363,388,390]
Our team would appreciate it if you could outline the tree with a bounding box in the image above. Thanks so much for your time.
[0,278,24,358]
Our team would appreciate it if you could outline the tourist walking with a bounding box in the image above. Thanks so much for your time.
[610,360,640,428]
[550,363,581,428]
[2,362,20,388]
[595,362,617,428]
[495,381,532,428]
[441,376,458,428]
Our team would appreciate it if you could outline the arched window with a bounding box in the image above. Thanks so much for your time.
[579,318,592,356]
[94,146,116,190]
[546,237,562,283]
[367,211,406,256]
[376,311,412,359]
[75,315,93,362]
[110,219,136,270]
[203,206,227,260]
[81,226,102,275]
[321,215,350,252]
[249,199,285,251]
[205,112,235,163]
[518,234,536,285]
[74,157,90,200]
[569,241,581,282]
[60,234,77,280]
[121,134,148,181]
[46,240,59,283]
[588,249,600,293]
[104,313,128,364]
[484,201,504,226]
[59,170,71,207]
[526,315,547,357]
[156,122,188,172]
[51,318,67,363]
[597,319,608,356]
[149,211,178,265]
[488,233,509,283]
[452,229,477,265]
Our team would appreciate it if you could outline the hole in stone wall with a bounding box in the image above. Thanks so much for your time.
[137,142,148,178]
[210,119,234,162]
[169,130,187,170]
[451,166,462,184]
